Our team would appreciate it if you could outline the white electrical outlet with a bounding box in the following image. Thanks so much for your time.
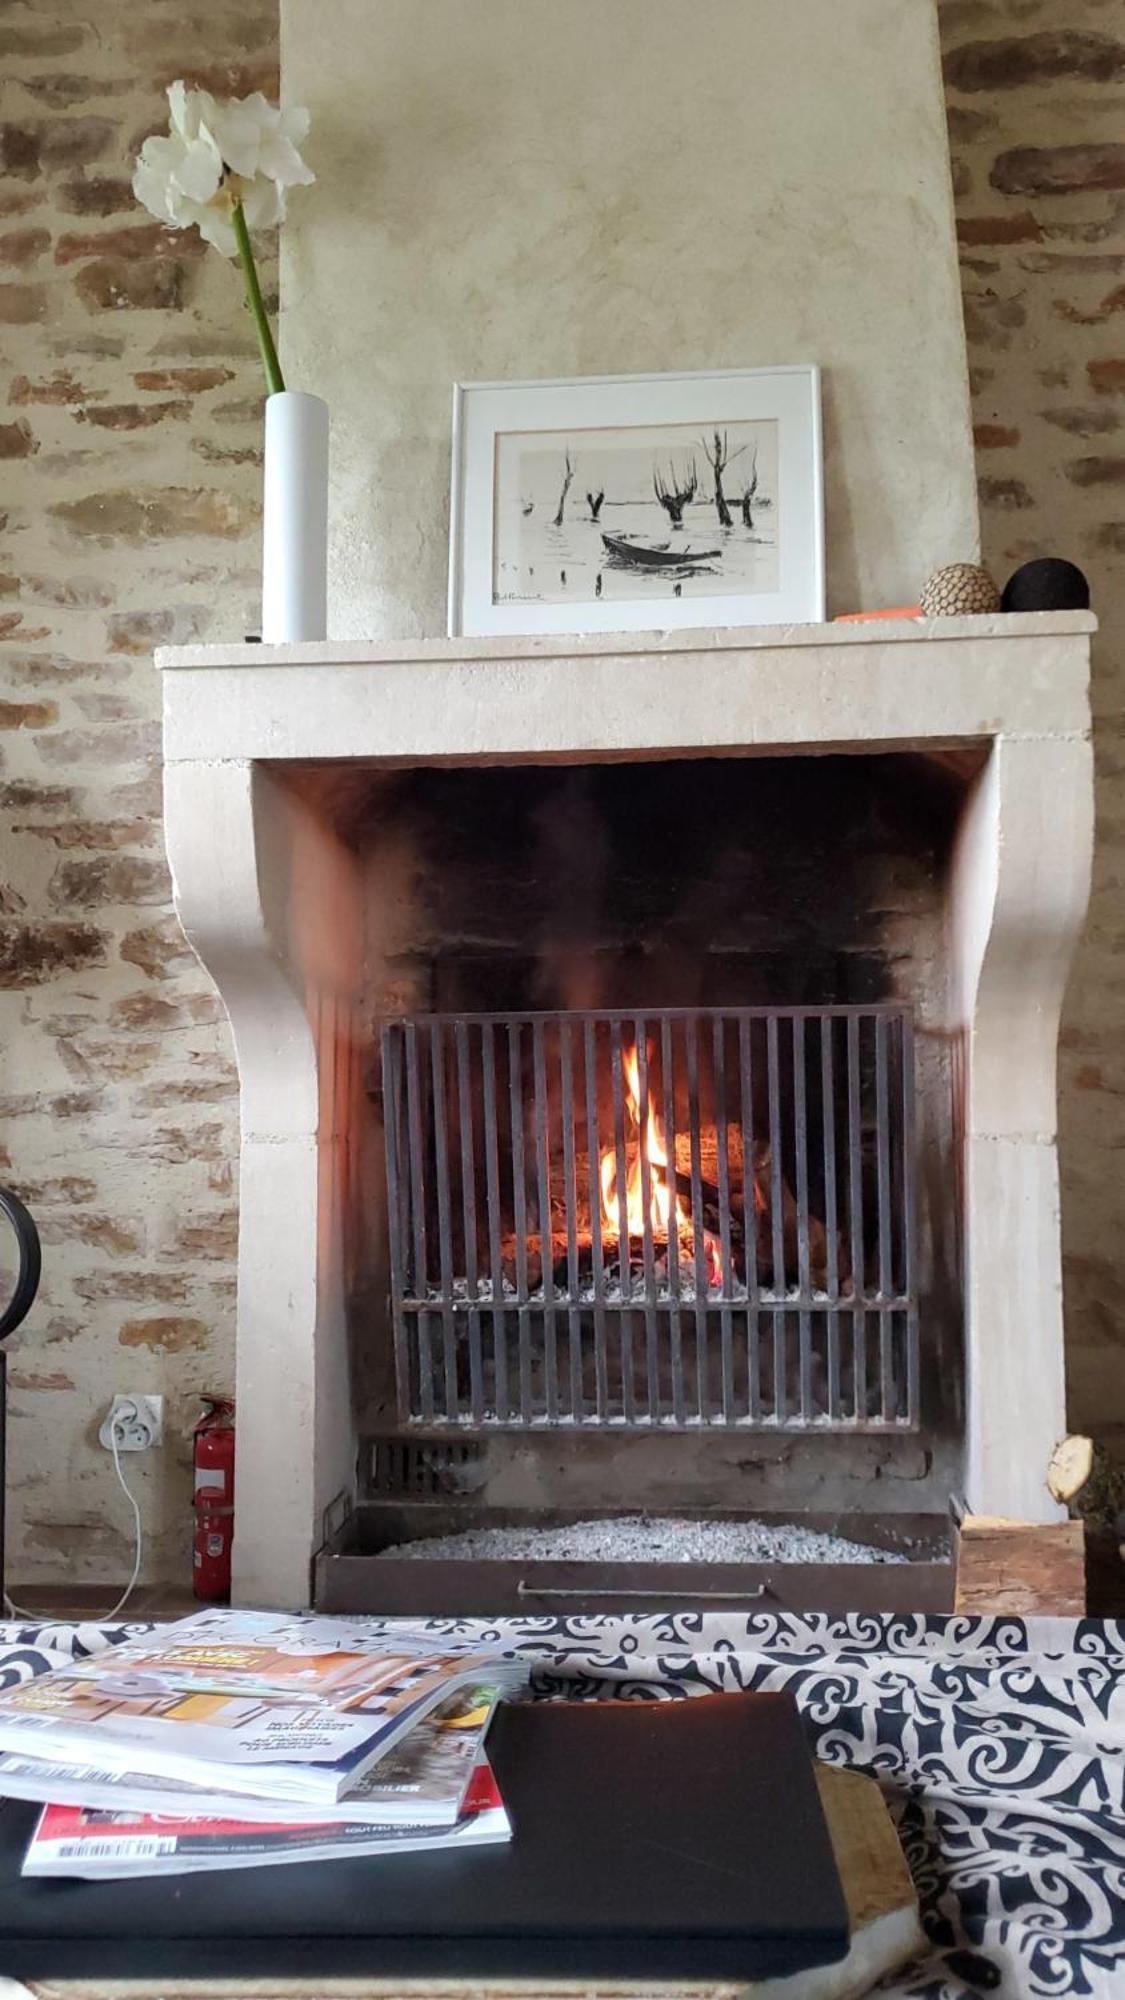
[99,1394,164,1453]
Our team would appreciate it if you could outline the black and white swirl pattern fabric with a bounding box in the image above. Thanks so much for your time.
[0,1618,147,1689]
[0,1612,1121,1998]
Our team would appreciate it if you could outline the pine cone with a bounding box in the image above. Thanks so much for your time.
[919,562,1002,616]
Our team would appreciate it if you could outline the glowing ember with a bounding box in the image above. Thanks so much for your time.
[599,1045,724,1286]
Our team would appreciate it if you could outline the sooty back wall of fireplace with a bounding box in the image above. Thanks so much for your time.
[348,751,968,1520]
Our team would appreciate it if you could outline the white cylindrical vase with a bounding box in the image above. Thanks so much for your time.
[261,390,328,643]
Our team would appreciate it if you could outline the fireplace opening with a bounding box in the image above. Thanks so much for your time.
[315,747,970,1608]
[383,1005,917,1433]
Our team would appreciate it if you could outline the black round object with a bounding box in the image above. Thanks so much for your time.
[1001,557,1090,612]
[0,1187,40,1341]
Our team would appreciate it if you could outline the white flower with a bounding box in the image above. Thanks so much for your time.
[206,91,313,191]
[132,81,314,258]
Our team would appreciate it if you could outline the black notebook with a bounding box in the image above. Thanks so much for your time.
[0,1689,849,1981]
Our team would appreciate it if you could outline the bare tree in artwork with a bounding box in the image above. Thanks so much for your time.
[740,446,759,529]
[587,488,605,521]
[553,447,575,527]
[701,429,746,528]
[653,458,698,529]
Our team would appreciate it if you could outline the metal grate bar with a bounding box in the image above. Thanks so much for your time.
[821,1016,841,1421]
[713,1016,735,1424]
[383,1028,411,1425]
[404,1021,433,1423]
[481,1021,508,1420]
[767,1014,786,1425]
[739,1013,761,1423]
[635,1020,661,1423]
[847,1012,866,1424]
[583,1017,609,1420]
[508,1022,531,1424]
[875,1013,894,1422]
[902,1015,920,1426]
[685,1013,709,1420]
[793,1015,813,1424]
[382,1006,920,1435]
[454,1021,484,1425]
[662,1014,686,1424]
[430,1022,458,1420]
[559,1019,583,1421]
[609,1020,636,1423]
[532,1019,558,1423]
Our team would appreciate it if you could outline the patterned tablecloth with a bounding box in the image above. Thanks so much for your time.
[0,1612,1122,1999]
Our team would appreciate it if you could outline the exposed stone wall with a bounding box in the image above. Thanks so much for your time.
[0,1,276,1586]
[938,0,1125,1446]
[1,0,1122,1593]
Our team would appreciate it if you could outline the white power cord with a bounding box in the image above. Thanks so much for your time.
[3,1415,144,1624]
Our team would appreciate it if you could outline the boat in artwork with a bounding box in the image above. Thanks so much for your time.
[600,532,722,570]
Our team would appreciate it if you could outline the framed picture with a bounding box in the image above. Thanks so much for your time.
[448,366,823,638]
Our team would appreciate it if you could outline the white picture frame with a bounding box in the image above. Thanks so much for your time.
[448,366,823,638]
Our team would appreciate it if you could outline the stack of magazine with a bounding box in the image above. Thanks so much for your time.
[0,1608,528,1879]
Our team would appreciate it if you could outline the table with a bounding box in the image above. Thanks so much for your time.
[1,1611,1122,1998]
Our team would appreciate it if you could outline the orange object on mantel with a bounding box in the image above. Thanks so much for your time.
[834,606,922,621]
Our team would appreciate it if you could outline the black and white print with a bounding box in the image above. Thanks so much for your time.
[449,368,822,635]
[494,418,779,608]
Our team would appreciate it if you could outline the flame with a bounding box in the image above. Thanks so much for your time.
[599,1044,723,1287]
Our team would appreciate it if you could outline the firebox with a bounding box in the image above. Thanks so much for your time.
[317,740,963,1612]
[383,1007,917,1434]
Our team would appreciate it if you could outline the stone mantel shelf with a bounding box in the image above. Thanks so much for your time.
[158,612,1094,768]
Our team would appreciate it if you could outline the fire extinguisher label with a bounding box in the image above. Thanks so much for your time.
[194,1468,225,1493]
[205,1532,224,1557]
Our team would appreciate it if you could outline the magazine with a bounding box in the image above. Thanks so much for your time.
[0,1609,526,1805]
[0,1680,503,1826]
[23,1760,509,1878]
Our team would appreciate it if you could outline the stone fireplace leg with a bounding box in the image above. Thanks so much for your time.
[164,760,359,1606]
[952,734,1094,1525]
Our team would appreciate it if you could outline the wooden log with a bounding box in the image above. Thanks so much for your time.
[955,1513,1086,1615]
[1047,1433,1094,1505]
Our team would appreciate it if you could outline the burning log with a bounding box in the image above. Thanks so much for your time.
[669,1152,849,1293]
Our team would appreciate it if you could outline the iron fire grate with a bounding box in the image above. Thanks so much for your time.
[382,1006,919,1433]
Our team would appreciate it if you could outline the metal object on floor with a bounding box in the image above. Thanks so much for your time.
[0,1187,42,1602]
[383,1005,919,1434]
[314,1499,955,1616]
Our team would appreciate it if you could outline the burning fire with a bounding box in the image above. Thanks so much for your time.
[599,1045,724,1287]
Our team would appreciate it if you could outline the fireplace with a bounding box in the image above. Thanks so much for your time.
[158,615,1094,1610]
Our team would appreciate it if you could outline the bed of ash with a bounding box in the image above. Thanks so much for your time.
[376,1516,908,1565]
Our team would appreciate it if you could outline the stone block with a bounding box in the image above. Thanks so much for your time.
[991,144,1125,196]
[944,30,1125,93]
[0,920,107,987]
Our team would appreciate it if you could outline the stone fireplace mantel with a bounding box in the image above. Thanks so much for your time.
[159,614,1095,1608]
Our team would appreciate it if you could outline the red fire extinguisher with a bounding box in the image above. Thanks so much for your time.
[193,1397,235,1602]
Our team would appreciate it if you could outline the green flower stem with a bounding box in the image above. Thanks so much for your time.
[231,198,284,396]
